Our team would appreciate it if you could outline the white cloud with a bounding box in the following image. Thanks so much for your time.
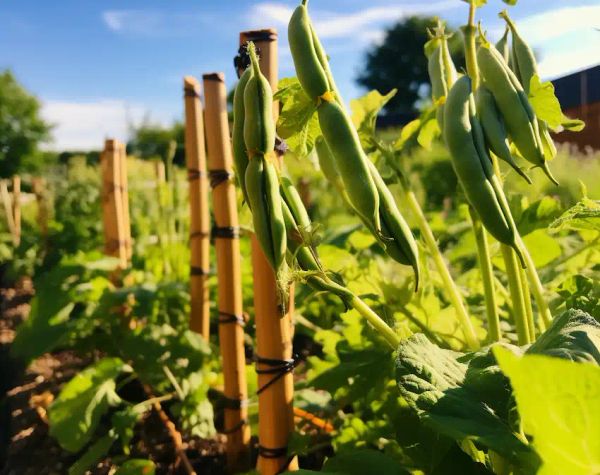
[102,9,211,37]
[512,5,600,45]
[41,99,148,151]
[251,1,458,40]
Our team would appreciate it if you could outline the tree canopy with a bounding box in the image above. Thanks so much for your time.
[0,70,52,177]
[356,16,464,118]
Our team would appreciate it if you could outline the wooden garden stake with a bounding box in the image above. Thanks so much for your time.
[0,180,17,244]
[101,139,127,270]
[118,143,132,262]
[12,175,21,246]
[239,29,298,475]
[203,72,251,471]
[183,77,211,338]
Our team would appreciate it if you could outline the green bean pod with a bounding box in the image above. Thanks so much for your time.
[280,189,353,302]
[232,67,251,203]
[245,155,287,273]
[444,76,524,263]
[500,10,558,164]
[243,43,276,156]
[315,136,352,208]
[477,41,557,184]
[280,176,311,231]
[426,26,458,128]
[366,161,420,288]
[318,100,380,231]
[475,86,531,184]
[495,26,511,65]
[288,1,330,100]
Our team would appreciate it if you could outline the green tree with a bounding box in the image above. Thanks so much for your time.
[356,17,464,117]
[127,121,185,166]
[0,70,52,177]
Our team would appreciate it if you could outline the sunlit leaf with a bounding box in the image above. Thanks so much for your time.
[495,347,600,475]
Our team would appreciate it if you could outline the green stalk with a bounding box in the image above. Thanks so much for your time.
[469,207,501,342]
[501,245,531,345]
[349,295,401,348]
[519,265,536,340]
[462,1,480,90]
[404,189,480,350]
[517,236,552,328]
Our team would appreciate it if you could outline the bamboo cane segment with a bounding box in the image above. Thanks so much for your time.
[183,76,211,339]
[11,176,21,246]
[239,28,298,475]
[203,72,251,471]
[101,139,127,269]
[118,143,132,262]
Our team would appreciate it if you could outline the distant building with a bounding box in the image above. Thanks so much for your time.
[552,65,600,149]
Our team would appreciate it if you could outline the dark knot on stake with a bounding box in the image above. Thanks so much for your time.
[208,169,233,189]
[255,354,300,395]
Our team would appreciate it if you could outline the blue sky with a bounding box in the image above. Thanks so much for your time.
[1,0,599,150]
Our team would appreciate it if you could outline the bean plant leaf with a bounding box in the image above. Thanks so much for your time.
[515,196,562,236]
[275,77,320,158]
[528,74,585,131]
[549,196,600,233]
[170,370,216,438]
[118,323,210,391]
[555,275,600,319]
[49,357,130,452]
[502,0,517,5]
[395,334,537,469]
[114,459,156,475]
[350,89,396,151]
[416,118,440,150]
[528,308,600,363]
[495,347,600,475]
[111,405,147,454]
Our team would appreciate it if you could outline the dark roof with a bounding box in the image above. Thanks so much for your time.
[552,65,600,110]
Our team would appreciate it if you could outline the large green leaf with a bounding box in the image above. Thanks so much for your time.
[395,334,537,469]
[495,348,600,475]
[118,323,210,391]
[550,197,600,233]
[49,357,130,452]
[527,308,600,363]
[275,77,320,158]
[350,89,396,152]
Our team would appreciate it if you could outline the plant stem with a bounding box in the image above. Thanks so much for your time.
[469,207,501,342]
[501,245,530,345]
[350,295,401,348]
[517,236,552,328]
[463,2,480,90]
[404,189,480,350]
[519,265,537,339]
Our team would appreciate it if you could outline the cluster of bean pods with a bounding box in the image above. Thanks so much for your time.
[289,0,420,287]
[428,13,567,265]
[233,43,287,279]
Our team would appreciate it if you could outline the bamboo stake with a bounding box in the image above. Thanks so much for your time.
[239,28,299,475]
[0,180,16,243]
[119,143,132,262]
[183,76,211,338]
[101,139,127,269]
[202,72,251,471]
[12,176,21,246]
